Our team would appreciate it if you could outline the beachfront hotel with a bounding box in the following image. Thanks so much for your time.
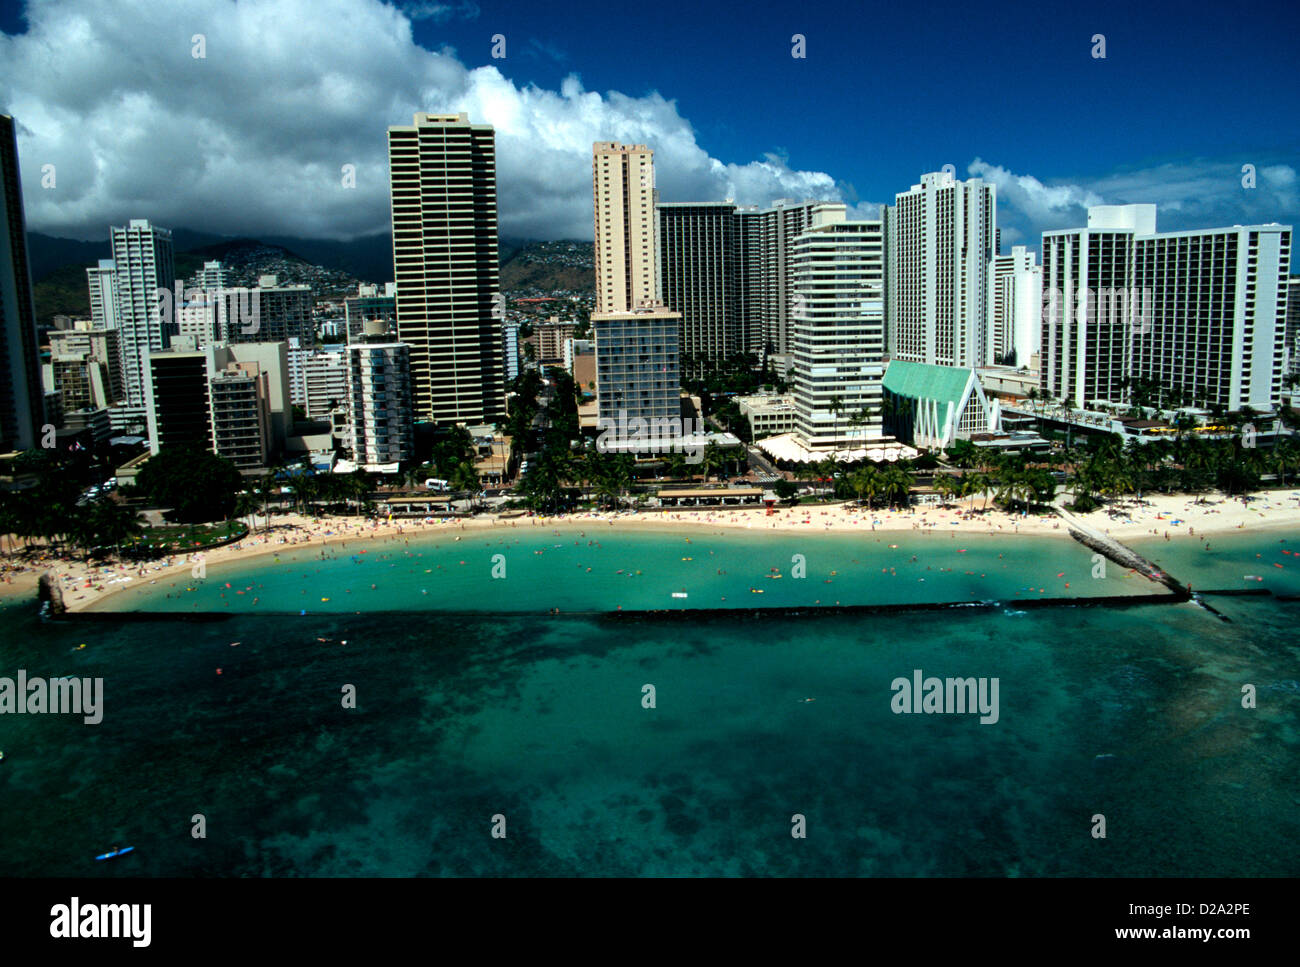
[593,142,657,314]
[788,207,886,448]
[592,304,682,426]
[1041,204,1293,412]
[884,170,998,370]
[0,115,45,452]
[387,113,504,425]
[346,319,414,469]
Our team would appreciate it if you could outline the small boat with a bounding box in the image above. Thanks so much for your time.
[94,846,134,861]
[671,591,688,599]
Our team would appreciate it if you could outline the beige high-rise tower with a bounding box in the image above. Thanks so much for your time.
[388,112,504,425]
[593,142,657,312]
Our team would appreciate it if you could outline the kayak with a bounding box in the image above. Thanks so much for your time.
[94,846,134,861]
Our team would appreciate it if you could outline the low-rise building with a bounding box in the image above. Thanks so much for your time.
[881,360,1000,450]
[735,393,797,438]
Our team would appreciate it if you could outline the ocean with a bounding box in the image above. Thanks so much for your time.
[1,526,1296,876]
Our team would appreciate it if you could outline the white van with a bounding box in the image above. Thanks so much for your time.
[425,478,449,491]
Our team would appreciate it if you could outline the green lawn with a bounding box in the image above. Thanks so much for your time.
[123,521,248,555]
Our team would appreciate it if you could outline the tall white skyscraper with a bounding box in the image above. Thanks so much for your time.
[0,114,43,451]
[884,171,997,369]
[110,219,176,408]
[593,142,657,313]
[86,259,119,330]
[1041,204,1292,412]
[788,209,886,448]
[388,113,504,424]
[988,245,1041,367]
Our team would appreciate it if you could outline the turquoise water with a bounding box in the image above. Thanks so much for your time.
[96,526,1155,614]
[1,528,1297,876]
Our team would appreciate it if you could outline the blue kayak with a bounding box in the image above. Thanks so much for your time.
[94,846,134,861]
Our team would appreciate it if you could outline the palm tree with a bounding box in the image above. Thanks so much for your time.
[700,442,724,483]
[79,497,145,561]
[829,395,845,448]
[847,466,876,506]
[294,475,319,515]
[232,491,261,534]
[879,464,914,507]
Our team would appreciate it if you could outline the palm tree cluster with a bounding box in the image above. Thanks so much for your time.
[838,463,916,509]
[932,453,1057,513]
[0,486,145,561]
[1060,433,1297,511]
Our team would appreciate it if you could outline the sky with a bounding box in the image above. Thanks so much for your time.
[1,0,1297,254]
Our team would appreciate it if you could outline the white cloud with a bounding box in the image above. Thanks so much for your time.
[967,159,1104,224]
[969,157,1298,246]
[403,0,479,23]
[1,0,862,242]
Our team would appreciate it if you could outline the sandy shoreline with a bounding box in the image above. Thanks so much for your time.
[4,488,1300,613]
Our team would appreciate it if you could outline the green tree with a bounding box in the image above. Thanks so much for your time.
[133,445,243,523]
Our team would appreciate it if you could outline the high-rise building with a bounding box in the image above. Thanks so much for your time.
[1041,205,1292,411]
[0,114,44,451]
[86,259,119,330]
[145,337,286,468]
[988,245,1042,367]
[209,362,272,470]
[48,324,122,408]
[655,198,843,361]
[217,275,312,345]
[111,219,176,408]
[884,171,997,369]
[179,296,220,347]
[1040,205,1155,408]
[502,317,520,384]
[593,306,681,425]
[657,202,741,366]
[788,210,886,448]
[347,320,413,468]
[144,337,210,454]
[1286,278,1300,391]
[742,199,841,355]
[388,112,504,424]
[198,261,228,291]
[302,347,349,420]
[226,341,292,453]
[593,142,657,313]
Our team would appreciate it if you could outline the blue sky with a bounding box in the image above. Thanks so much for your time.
[418,0,1298,204]
[1,0,1296,251]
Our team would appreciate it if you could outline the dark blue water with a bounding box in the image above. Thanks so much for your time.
[1,530,1297,876]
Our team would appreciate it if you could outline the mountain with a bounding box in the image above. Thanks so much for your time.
[500,239,593,292]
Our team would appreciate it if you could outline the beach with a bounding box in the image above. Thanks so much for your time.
[5,487,1300,612]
